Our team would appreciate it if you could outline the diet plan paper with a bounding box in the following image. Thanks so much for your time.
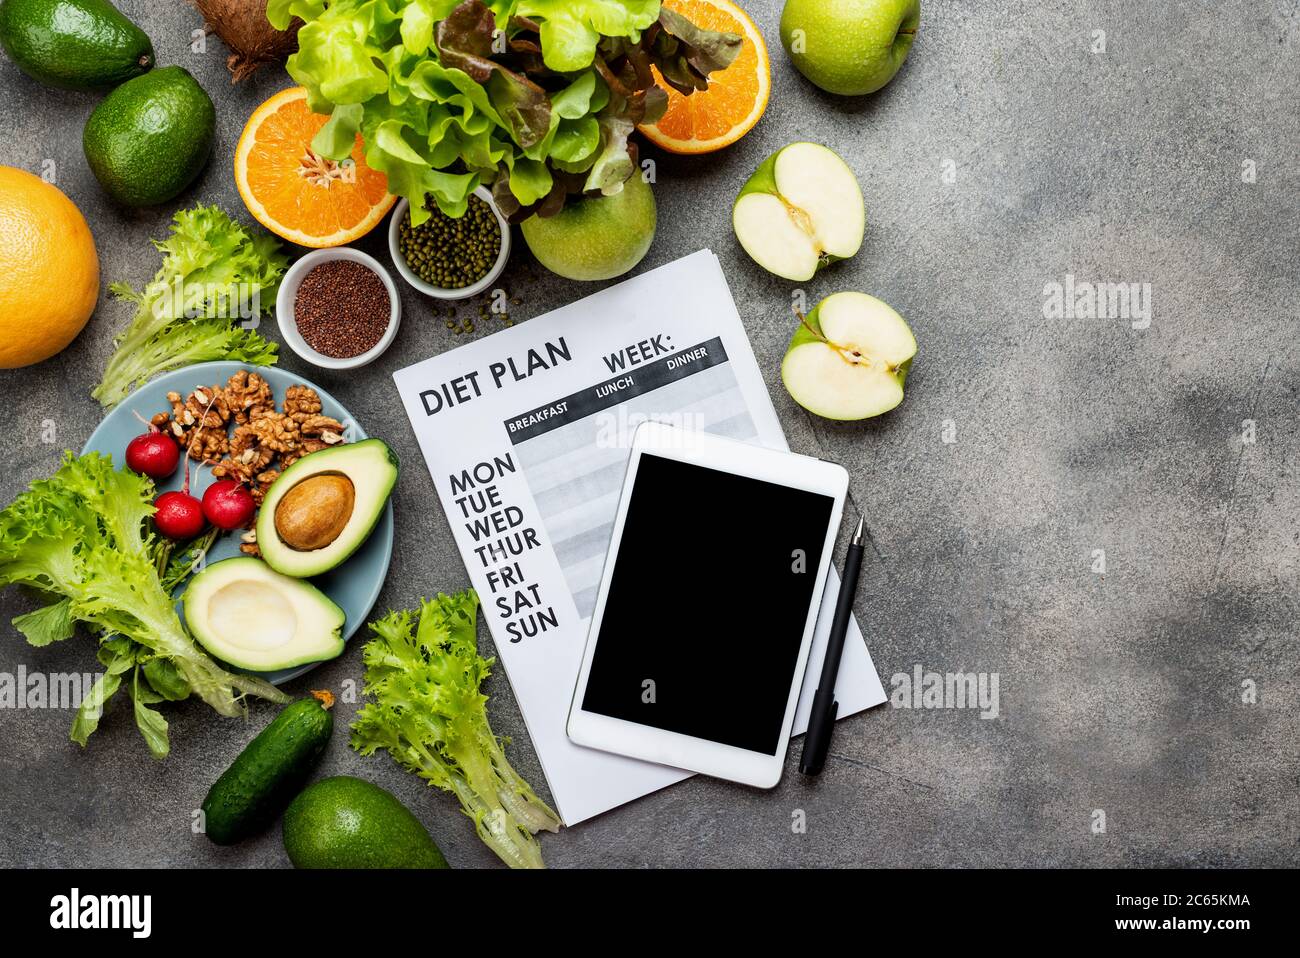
[393,250,886,824]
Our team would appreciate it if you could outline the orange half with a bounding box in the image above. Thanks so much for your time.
[639,0,771,154]
[235,87,396,248]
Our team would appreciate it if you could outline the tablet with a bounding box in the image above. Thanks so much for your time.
[566,421,849,788]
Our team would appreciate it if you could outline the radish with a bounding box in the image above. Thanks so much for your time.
[154,458,205,541]
[202,480,256,531]
[125,413,179,480]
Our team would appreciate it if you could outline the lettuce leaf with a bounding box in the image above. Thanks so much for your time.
[0,454,288,756]
[649,7,742,93]
[70,671,122,747]
[131,669,171,760]
[583,115,636,193]
[92,206,286,408]
[514,0,659,72]
[352,590,562,868]
[436,1,551,148]
[12,598,75,647]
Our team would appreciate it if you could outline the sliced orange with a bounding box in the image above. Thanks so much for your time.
[639,0,771,154]
[234,87,396,248]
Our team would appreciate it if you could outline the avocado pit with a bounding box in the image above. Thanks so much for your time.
[274,473,356,551]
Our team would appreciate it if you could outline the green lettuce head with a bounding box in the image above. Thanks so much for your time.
[267,0,740,223]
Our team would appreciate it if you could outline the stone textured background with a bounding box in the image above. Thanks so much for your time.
[1,0,1296,868]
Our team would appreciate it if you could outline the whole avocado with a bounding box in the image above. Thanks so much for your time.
[283,776,450,869]
[0,0,153,91]
[83,65,215,207]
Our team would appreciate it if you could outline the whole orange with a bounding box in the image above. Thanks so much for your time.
[0,166,99,368]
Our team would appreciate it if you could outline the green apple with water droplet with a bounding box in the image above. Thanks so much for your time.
[782,292,916,420]
[780,0,921,96]
[520,173,656,282]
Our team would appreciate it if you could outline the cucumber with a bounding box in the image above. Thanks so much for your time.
[202,690,334,846]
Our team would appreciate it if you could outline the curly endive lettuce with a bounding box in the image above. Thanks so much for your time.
[351,590,562,869]
[0,453,289,757]
[268,0,740,222]
[93,205,286,408]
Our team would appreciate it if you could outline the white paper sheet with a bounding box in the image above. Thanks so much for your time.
[393,250,886,824]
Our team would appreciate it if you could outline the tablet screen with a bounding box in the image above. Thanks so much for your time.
[580,453,835,755]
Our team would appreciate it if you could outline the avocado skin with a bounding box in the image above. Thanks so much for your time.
[0,0,153,91]
[283,776,450,869]
[83,65,214,207]
[202,697,334,846]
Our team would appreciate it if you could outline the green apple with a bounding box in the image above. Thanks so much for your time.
[520,173,656,281]
[780,0,921,96]
[782,292,916,419]
[732,142,864,281]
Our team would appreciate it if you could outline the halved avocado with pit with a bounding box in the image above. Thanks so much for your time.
[257,438,398,579]
[184,557,345,671]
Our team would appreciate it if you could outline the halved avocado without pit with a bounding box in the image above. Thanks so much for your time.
[257,438,398,579]
[184,557,345,671]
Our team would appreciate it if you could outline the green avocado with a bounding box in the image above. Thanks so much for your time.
[0,0,153,91]
[257,438,398,579]
[82,65,214,207]
[202,692,335,846]
[283,776,449,869]
[183,557,345,672]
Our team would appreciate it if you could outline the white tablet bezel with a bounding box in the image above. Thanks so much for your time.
[566,421,848,788]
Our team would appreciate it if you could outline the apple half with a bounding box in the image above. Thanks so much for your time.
[732,142,865,281]
[781,292,916,420]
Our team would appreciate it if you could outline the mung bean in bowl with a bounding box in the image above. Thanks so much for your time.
[388,186,510,300]
[276,247,401,371]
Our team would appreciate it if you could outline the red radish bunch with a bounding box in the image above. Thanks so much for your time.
[138,393,258,540]
[202,480,255,530]
[138,406,204,541]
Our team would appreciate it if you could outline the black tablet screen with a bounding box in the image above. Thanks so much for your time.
[580,453,835,755]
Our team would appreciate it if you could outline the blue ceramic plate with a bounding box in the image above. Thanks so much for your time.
[82,362,394,685]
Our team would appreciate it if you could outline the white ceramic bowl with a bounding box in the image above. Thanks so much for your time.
[276,247,401,370]
[387,186,511,300]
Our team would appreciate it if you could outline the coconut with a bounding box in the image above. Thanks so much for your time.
[190,0,301,83]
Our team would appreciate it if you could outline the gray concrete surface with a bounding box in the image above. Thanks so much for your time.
[1,0,1297,868]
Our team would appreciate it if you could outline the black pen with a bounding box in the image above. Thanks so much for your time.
[799,514,865,776]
